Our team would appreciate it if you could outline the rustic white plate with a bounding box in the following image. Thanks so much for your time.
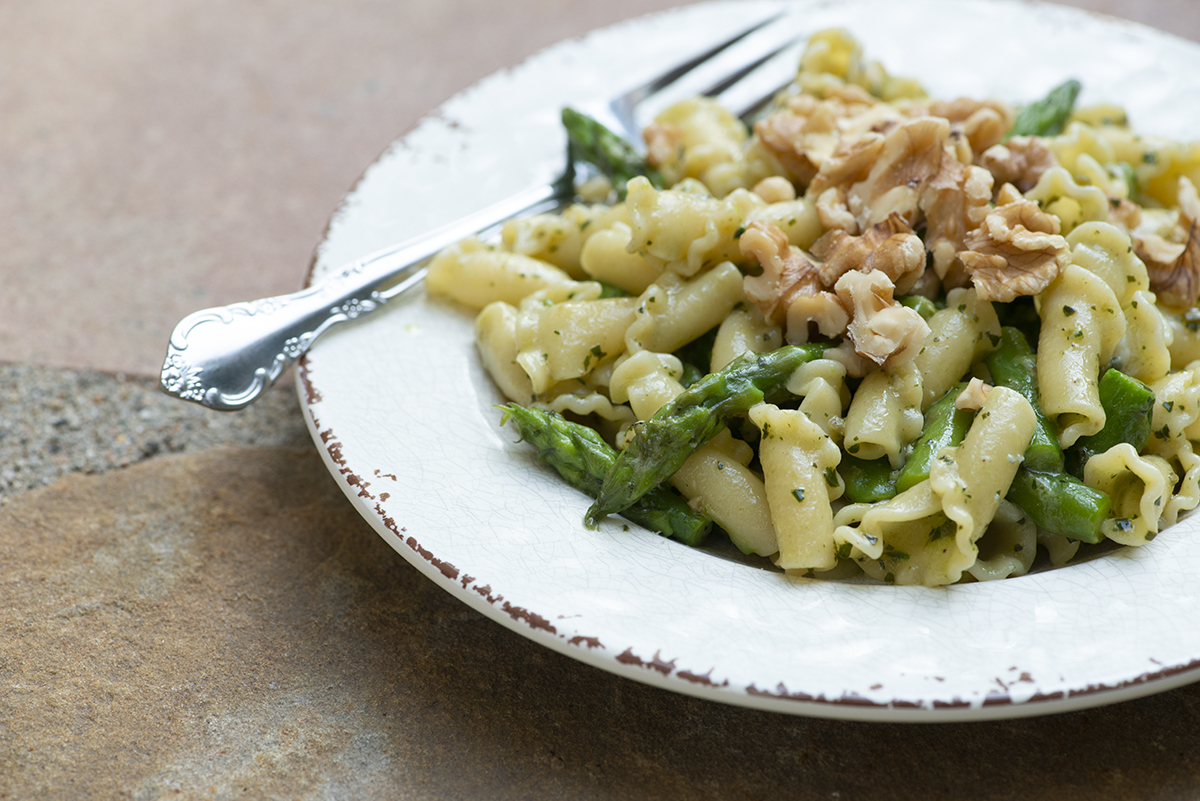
[299,0,1200,720]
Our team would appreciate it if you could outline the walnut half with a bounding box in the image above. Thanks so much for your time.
[958,193,1070,303]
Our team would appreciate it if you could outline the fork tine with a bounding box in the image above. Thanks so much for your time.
[618,10,790,107]
[693,38,798,103]
[717,42,804,121]
[594,11,797,145]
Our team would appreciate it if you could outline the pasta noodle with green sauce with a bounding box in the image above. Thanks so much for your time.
[427,28,1200,587]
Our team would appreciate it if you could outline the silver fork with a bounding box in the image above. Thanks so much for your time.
[160,12,800,411]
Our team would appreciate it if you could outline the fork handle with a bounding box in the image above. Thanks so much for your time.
[160,181,562,410]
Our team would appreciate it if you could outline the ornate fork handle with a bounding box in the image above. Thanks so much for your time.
[161,181,562,410]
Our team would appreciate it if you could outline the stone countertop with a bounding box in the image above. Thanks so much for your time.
[5,1,1200,798]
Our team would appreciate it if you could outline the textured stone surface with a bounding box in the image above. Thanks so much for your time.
[0,365,309,501]
[4,440,1200,800]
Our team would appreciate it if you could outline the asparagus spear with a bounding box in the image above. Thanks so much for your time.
[1006,468,1112,544]
[499,403,712,546]
[840,454,900,503]
[586,345,824,524]
[984,327,1063,472]
[897,294,939,321]
[561,107,664,200]
[1065,368,1156,477]
[1007,78,1082,139]
[894,382,972,493]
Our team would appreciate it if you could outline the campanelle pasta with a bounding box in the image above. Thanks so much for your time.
[427,29,1200,586]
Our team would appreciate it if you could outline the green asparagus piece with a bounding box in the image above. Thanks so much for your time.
[895,383,972,493]
[596,280,632,299]
[587,345,825,524]
[840,455,899,503]
[1007,78,1082,139]
[898,294,939,321]
[984,327,1063,472]
[561,107,664,200]
[1065,368,1156,477]
[499,404,712,546]
[1006,468,1112,544]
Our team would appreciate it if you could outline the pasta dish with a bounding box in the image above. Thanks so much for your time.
[424,29,1200,587]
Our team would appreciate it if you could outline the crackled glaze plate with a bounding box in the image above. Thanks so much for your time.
[299,0,1200,720]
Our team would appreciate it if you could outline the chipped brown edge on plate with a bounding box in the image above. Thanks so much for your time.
[296,353,1200,720]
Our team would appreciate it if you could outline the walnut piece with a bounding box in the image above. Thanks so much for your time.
[1134,233,1186,267]
[811,213,925,293]
[846,117,954,229]
[739,221,823,323]
[1107,197,1143,232]
[1140,223,1200,308]
[918,97,1014,155]
[834,269,930,366]
[815,186,859,233]
[784,290,851,345]
[1133,177,1200,309]
[740,220,851,344]
[807,131,887,198]
[753,86,899,188]
[978,136,1058,194]
[921,162,994,289]
[958,196,1070,303]
[955,378,992,411]
[1179,175,1200,223]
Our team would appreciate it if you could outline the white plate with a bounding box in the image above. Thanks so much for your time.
[299,0,1200,721]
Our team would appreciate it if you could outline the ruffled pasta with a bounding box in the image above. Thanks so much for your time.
[1144,363,1200,525]
[579,222,661,293]
[475,302,534,404]
[1084,445,1177,545]
[913,288,1000,409]
[1068,222,1172,385]
[749,403,842,570]
[625,177,762,276]
[1024,167,1109,235]
[711,307,783,372]
[624,262,746,354]
[842,361,923,466]
[835,387,1035,585]
[1037,263,1126,446]
[966,500,1037,582]
[787,358,849,441]
[514,283,638,394]
[427,237,571,309]
[501,203,629,278]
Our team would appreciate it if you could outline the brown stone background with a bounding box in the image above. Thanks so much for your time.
[4,0,1200,798]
